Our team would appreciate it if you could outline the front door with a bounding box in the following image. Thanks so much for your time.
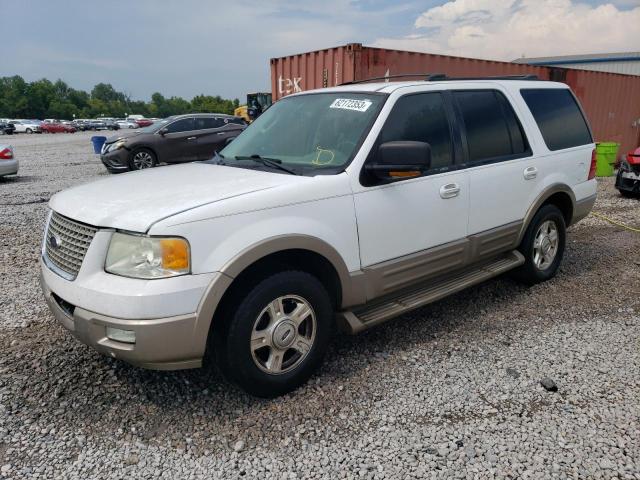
[352,91,469,296]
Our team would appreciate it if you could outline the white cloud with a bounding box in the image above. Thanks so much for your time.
[373,0,640,61]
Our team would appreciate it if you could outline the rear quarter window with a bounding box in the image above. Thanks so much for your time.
[520,88,593,151]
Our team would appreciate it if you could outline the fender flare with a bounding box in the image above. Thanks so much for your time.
[191,235,365,356]
[516,183,576,244]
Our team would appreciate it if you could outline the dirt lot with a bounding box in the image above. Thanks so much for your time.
[0,132,639,479]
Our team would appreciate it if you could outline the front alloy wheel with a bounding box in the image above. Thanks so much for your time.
[215,270,333,397]
[130,149,156,170]
[250,295,316,375]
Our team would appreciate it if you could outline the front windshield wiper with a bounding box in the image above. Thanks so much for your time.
[211,151,226,165]
[234,155,297,175]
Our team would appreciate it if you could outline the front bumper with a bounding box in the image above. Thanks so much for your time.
[0,159,18,176]
[41,275,202,369]
[100,148,130,173]
[40,229,227,369]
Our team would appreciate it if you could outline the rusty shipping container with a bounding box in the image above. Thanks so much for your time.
[271,43,640,155]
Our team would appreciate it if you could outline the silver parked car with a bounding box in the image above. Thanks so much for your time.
[0,145,17,177]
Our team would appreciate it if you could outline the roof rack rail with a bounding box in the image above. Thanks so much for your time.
[340,73,440,85]
[339,73,541,86]
[426,74,539,81]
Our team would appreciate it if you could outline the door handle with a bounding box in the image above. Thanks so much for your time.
[523,166,538,180]
[439,183,460,199]
[187,136,197,140]
[216,132,226,135]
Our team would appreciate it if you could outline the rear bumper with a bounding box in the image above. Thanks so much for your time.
[572,193,596,225]
[615,169,640,193]
[0,159,18,176]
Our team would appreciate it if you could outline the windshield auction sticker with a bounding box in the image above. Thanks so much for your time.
[329,98,372,112]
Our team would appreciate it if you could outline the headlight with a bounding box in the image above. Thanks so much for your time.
[104,140,126,153]
[105,232,190,279]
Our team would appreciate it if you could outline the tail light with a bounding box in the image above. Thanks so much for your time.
[587,148,596,180]
[628,154,640,166]
[0,147,13,160]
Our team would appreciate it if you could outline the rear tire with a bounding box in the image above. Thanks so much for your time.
[214,270,333,398]
[512,204,566,285]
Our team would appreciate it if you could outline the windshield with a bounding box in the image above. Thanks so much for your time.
[140,119,169,133]
[219,93,386,174]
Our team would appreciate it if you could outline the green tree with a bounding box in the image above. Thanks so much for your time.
[0,76,241,119]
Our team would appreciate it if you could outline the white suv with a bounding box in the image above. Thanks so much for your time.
[40,77,597,397]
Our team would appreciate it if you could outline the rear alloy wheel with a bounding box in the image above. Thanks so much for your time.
[513,204,566,285]
[129,149,156,170]
[215,270,333,397]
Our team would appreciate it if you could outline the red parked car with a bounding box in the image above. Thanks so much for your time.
[135,118,154,127]
[41,122,76,133]
[40,122,66,134]
[62,123,77,133]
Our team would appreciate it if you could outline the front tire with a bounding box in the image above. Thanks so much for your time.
[129,148,157,170]
[513,204,566,285]
[26,128,32,134]
[215,271,333,398]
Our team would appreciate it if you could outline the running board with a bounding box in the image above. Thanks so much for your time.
[339,250,524,334]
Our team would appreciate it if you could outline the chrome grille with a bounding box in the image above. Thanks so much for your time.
[44,212,98,280]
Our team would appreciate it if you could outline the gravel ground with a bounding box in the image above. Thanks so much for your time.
[1,132,639,479]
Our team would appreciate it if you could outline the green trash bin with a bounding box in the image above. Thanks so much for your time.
[595,142,619,177]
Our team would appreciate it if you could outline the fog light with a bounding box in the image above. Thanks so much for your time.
[106,327,136,344]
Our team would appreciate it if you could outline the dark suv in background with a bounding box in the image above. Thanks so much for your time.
[100,113,246,172]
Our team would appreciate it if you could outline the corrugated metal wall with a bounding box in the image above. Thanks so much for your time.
[566,69,640,155]
[271,44,640,154]
[355,46,551,83]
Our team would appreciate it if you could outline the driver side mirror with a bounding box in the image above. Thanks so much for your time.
[365,141,431,180]
[159,127,168,136]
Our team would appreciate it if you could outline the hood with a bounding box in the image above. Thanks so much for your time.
[105,130,144,143]
[49,163,303,232]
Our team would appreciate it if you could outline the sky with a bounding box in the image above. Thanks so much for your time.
[1,0,639,101]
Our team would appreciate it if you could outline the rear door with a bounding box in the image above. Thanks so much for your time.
[192,117,225,160]
[160,117,197,163]
[453,88,535,252]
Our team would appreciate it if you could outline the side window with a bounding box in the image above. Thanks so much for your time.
[377,92,453,171]
[454,90,528,163]
[520,89,593,150]
[165,118,194,133]
[194,117,224,130]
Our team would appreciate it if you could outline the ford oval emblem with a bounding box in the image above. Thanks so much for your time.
[48,233,63,250]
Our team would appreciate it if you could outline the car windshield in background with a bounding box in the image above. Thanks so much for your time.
[140,119,168,133]
[218,93,386,174]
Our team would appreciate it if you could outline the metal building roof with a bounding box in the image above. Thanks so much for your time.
[513,52,640,66]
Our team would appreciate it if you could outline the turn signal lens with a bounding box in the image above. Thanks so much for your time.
[160,238,190,270]
[389,170,420,178]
